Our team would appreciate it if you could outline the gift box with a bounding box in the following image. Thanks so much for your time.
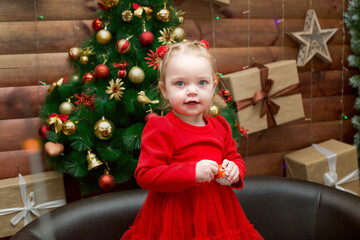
[221,60,305,134]
[284,139,360,196]
[0,171,66,238]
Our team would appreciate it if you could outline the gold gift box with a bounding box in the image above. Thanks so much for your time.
[0,171,66,238]
[285,139,360,195]
[221,60,305,134]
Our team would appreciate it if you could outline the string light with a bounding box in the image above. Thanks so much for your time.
[340,0,346,141]
[210,3,217,72]
[246,0,251,66]
[274,18,283,25]
[244,0,251,159]
[34,0,42,115]
[281,0,285,59]
[280,0,285,168]
[309,0,313,144]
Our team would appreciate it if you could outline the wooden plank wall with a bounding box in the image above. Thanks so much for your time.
[0,0,357,238]
[0,0,357,200]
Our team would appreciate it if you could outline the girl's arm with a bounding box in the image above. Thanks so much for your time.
[217,115,246,189]
[135,117,198,192]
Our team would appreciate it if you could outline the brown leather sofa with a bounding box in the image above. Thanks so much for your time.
[11,176,360,240]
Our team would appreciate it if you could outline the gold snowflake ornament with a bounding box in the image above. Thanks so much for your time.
[106,78,125,101]
[158,28,176,46]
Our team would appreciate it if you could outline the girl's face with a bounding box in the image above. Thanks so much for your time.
[160,54,216,124]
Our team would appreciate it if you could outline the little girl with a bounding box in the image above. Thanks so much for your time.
[121,41,263,239]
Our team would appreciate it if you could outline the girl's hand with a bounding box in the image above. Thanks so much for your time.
[196,160,219,183]
[222,159,240,184]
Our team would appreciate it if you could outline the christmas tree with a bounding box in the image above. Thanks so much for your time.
[40,0,239,194]
[345,0,360,161]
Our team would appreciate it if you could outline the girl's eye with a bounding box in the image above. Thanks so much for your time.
[199,80,207,86]
[176,81,185,87]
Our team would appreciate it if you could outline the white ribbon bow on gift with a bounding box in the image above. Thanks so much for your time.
[0,173,66,226]
[312,144,360,196]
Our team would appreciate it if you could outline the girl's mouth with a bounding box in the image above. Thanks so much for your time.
[185,100,199,105]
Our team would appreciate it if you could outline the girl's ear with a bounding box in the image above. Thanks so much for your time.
[159,82,168,99]
[212,74,218,91]
[213,73,219,87]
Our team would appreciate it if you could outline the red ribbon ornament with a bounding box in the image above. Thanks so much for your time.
[46,113,69,133]
[133,3,153,20]
[112,60,130,69]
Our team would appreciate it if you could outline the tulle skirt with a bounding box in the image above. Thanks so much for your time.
[121,182,263,240]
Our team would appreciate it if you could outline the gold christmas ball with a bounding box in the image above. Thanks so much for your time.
[94,117,114,140]
[59,101,75,115]
[173,27,186,42]
[96,29,112,45]
[122,10,133,22]
[129,66,145,84]
[62,120,77,135]
[79,55,89,65]
[178,16,184,24]
[68,47,81,59]
[210,105,220,117]
[156,8,171,22]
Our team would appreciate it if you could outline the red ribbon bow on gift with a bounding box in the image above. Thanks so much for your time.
[236,63,301,128]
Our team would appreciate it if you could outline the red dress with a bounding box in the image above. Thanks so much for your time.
[121,111,263,240]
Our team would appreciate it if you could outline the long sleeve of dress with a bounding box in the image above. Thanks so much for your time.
[216,115,246,189]
[135,117,198,192]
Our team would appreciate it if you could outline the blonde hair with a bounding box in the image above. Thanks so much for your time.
[157,41,218,115]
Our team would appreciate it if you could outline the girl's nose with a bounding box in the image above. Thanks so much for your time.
[186,85,198,95]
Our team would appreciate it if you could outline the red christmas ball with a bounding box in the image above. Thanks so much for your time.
[222,89,230,96]
[139,31,154,46]
[116,39,131,54]
[95,64,110,79]
[92,18,102,31]
[117,69,127,78]
[39,125,48,140]
[98,2,110,11]
[82,72,95,84]
[145,112,159,123]
[99,173,115,191]
[224,96,233,102]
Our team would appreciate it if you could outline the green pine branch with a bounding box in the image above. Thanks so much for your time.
[345,0,360,161]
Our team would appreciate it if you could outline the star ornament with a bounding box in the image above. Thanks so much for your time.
[106,78,125,101]
[288,9,338,67]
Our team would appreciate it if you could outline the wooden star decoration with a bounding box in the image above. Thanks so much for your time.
[288,9,338,67]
